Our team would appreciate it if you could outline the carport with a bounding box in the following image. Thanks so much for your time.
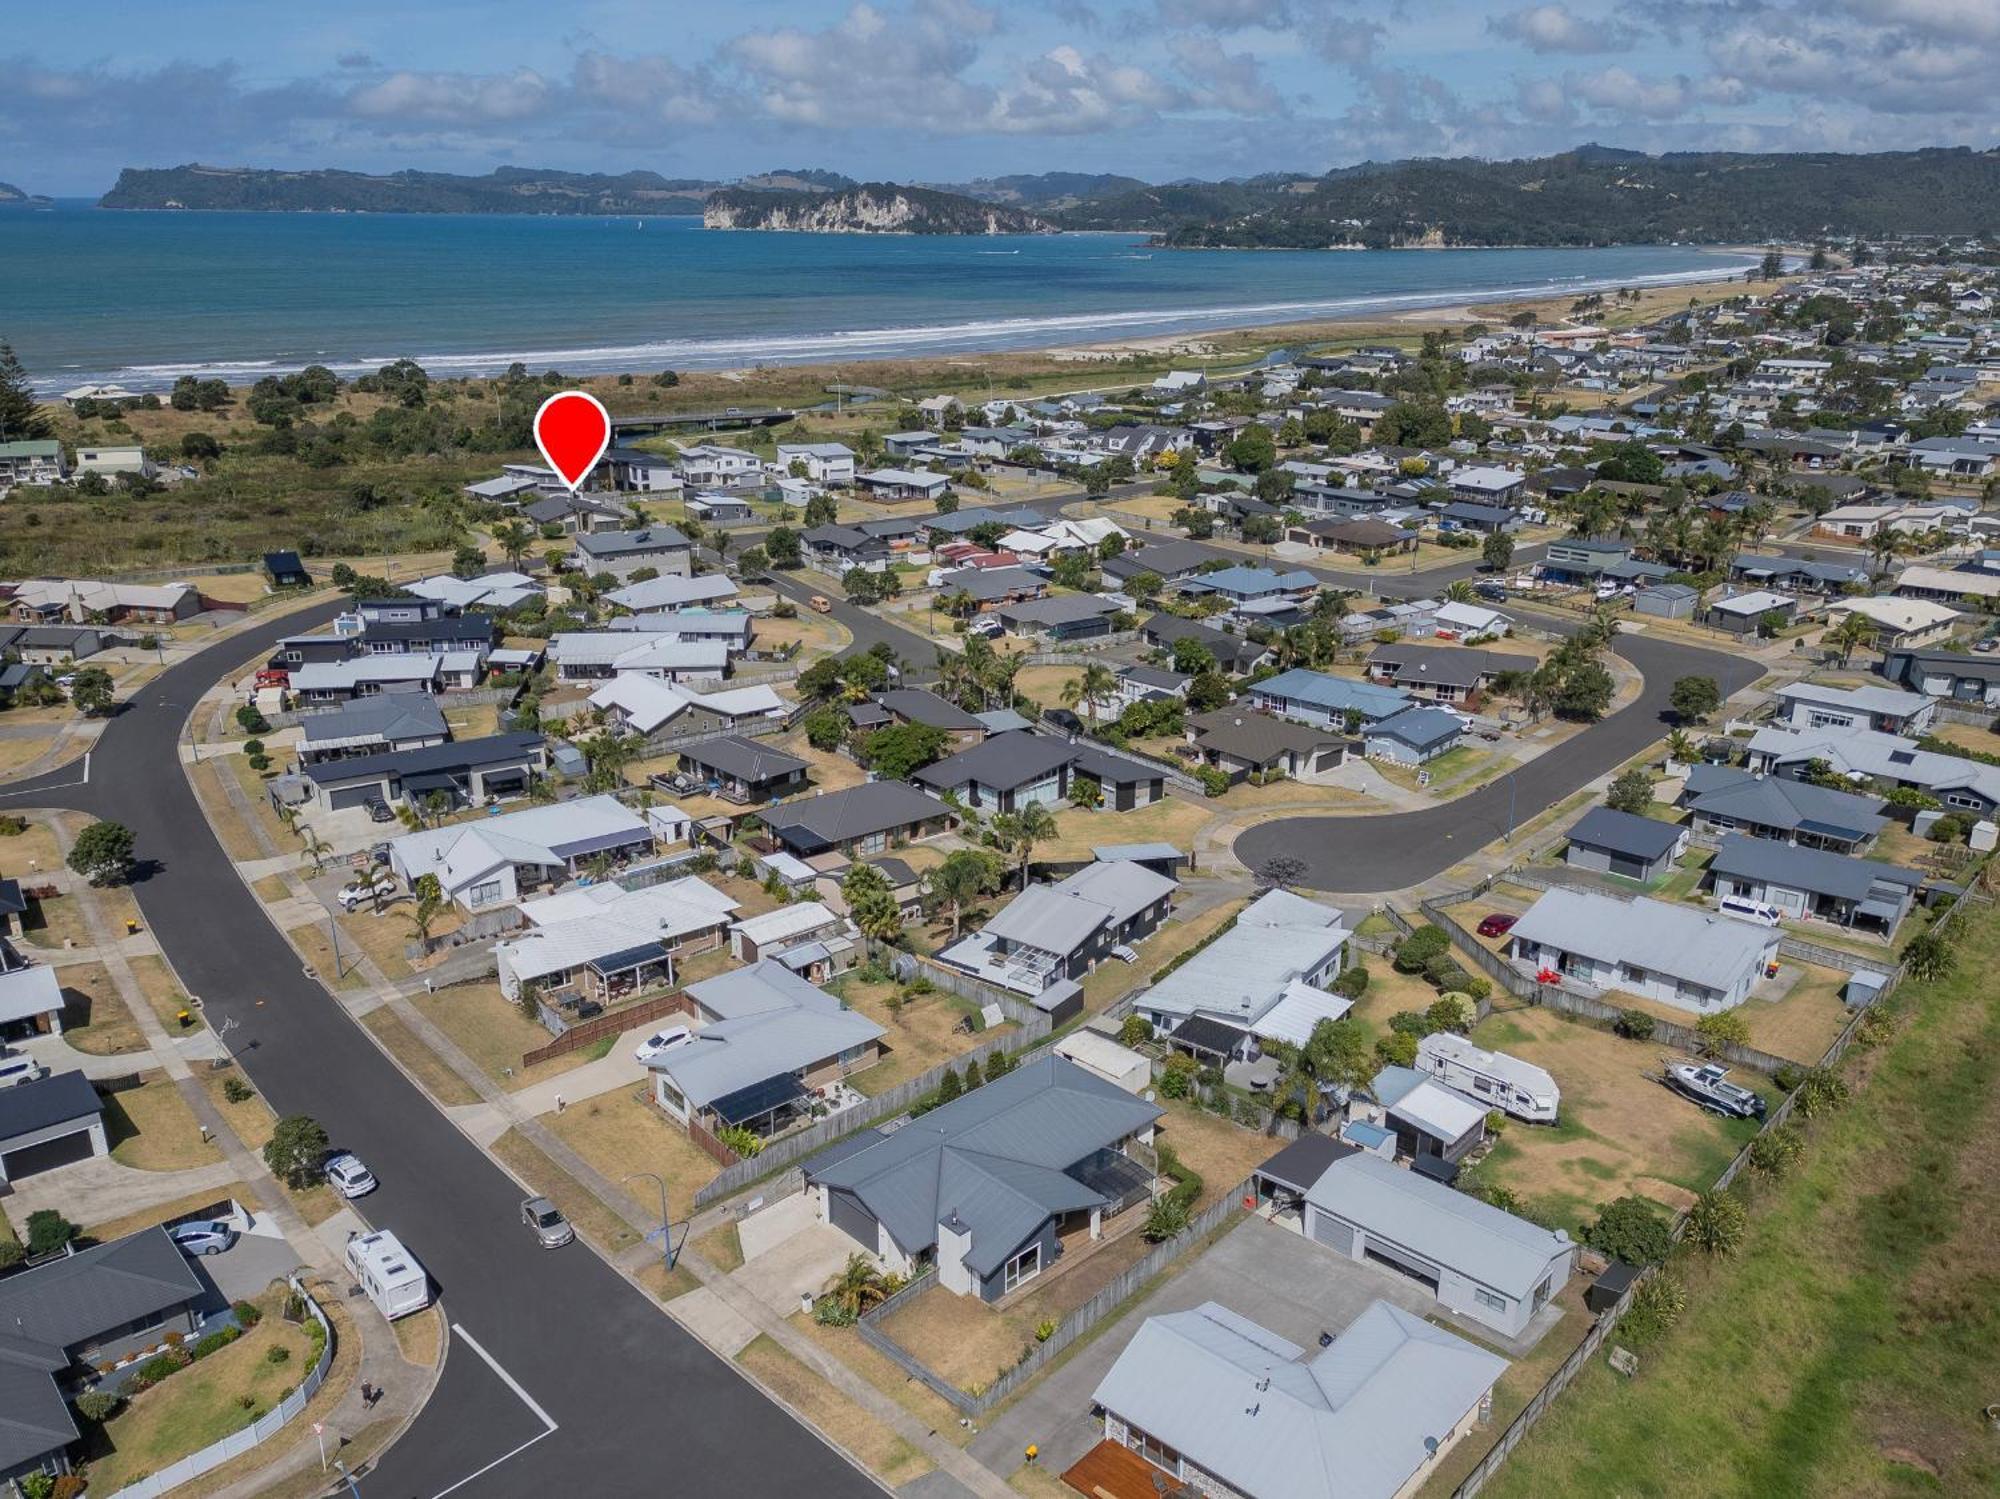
[0,1070,108,1187]
[1251,1132,1350,1228]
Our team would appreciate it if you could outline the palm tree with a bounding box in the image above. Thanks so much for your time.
[1665,728,1698,767]
[1827,611,1874,667]
[1442,580,1476,604]
[364,863,398,914]
[297,825,331,874]
[402,887,444,957]
[1008,802,1057,887]
[1062,662,1119,723]
[822,1254,891,1317]
[1867,527,1905,583]
[491,520,535,571]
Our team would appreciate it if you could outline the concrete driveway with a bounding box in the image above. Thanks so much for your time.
[969,1213,1439,1477]
[3,1155,239,1229]
[730,1193,869,1317]
[198,1225,303,1303]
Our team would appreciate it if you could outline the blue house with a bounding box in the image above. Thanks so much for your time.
[1246,668,1410,728]
[1362,706,1465,766]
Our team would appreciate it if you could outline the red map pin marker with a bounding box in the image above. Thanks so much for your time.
[533,390,612,494]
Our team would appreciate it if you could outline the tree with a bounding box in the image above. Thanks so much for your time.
[849,883,904,945]
[491,520,535,570]
[1119,1013,1153,1047]
[1826,611,1873,667]
[803,706,848,751]
[264,1114,332,1189]
[0,342,53,441]
[1226,424,1276,474]
[402,875,446,955]
[24,1208,78,1257]
[1759,248,1784,281]
[1255,855,1309,891]
[765,525,803,568]
[1665,728,1699,766]
[858,722,949,780]
[67,820,135,886]
[926,849,1004,938]
[1902,929,1956,982]
[1669,675,1722,725]
[1143,1196,1190,1242]
[1061,662,1119,722]
[1605,768,1655,815]
[822,1254,893,1318]
[1554,660,1615,722]
[992,801,1056,887]
[1170,637,1216,676]
[1582,1194,1674,1266]
[1481,531,1514,573]
[1274,1017,1370,1122]
[1693,1009,1751,1057]
[935,1066,964,1105]
[67,667,115,717]
[1129,571,1165,605]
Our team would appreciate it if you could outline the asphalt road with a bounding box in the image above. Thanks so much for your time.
[1,607,884,1499]
[1233,628,1765,892]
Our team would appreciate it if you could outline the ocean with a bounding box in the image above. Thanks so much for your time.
[0,202,1750,393]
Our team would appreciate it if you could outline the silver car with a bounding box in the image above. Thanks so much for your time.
[521,1196,574,1250]
[324,1152,378,1199]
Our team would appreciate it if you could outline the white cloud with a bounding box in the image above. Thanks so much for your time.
[346,69,554,124]
[1491,4,1638,53]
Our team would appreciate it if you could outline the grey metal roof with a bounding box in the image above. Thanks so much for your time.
[914,731,1078,793]
[981,861,1176,959]
[0,1225,203,1357]
[874,688,986,732]
[1364,706,1463,751]
[1305,1152,1572,1300]
[0,1068,104,1139]
[301,731,544,788]
[996,594,1119,627]
[1566,805,1684,862]
[1091,1298,1506,1499]
[678,734,809,784]
[653,961,883,1108]
[1708,834,1923,902]
[1509,886,1775,991]
[574,526,691,558]
[762,781,952,853]
[805,1055,1161,1273]
[1683,765,1887,841]
[298,695,449,747]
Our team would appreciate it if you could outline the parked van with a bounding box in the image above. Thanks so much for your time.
[344,1230,432,1321]
[1717,894,1782,927]
[1415,1031,1560,1124]
[0,1049,49,1089]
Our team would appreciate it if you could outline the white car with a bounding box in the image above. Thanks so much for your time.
[324,1151,378,1199]
[0,1050,49,1089]
[337,880,393,912]
[634,1025,693,1064]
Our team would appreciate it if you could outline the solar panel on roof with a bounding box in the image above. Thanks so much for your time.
[711,1074,809,1126]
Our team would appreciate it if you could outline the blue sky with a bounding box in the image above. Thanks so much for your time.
[4,0,1995,194]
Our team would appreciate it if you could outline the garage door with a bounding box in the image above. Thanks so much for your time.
[1309,1209,1356,1257]
[327,783,382,811]
[1364,1239,1441,1293]
[3,1127,97,1180]
[827,1189,878,1250]
[1608,853,1647,880]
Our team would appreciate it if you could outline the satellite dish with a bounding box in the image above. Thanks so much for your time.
[1424,1436,1440,1457]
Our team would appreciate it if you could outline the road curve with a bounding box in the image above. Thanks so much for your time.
[1233,630,1764,893]
[1,607,882,1499]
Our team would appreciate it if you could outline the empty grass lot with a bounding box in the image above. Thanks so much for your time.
[58,963,149,1056]
[838,977,1007,1096]
[1476,900,2000,1499]
[104,1074,220,1172]
[1039,796,1211,862]
[736,1334,934,1487]
[1469,1006,1771,1229]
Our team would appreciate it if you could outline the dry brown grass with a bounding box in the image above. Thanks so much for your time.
[184,761,266,862]
[1082,895,1245,1016]
[841,978,1008,1096]
[392,1306,445,1368]
[409,983,595,1090]
[84,1181,260,1244]
[1040,795,1210,861]
[361,1007,481,1106]
[1153,1101,1277,1209]
[126,952,194,1028]
[737,1334,934,1487]
[787,1311,974,1446]
[539,1085,722,1222]
[0,731,66,777]
[250,873,293,904]
[693,1221,745,1273]
[57,962,149,1056]
[1925,720,2000,756]
[103,1073,222,1172]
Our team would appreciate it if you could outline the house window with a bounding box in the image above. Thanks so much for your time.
[469,879,503,907]
[1473,1287,1508,1313]
[1002,1243,1041,1292]
[1127,1425,1182,1475]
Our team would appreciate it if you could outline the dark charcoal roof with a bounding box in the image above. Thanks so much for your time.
[302,731,544,787]
[763,781,952,852]
[1254,1131,1356,1193]
[915,731,1079,793]
[679,734,810,784]
[364,614,496,645]
[0,1068,103,1140]
[1566,806,1685,862]
[0,1226,202,1356]
[875,689,985,732]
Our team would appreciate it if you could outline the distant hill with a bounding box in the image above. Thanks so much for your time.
[737,168,857,192]
[704,182,1056,236]
[944,172,1152,210]
[0,180,27,202]
[99,164,721,214]
[1057,146,2000,247]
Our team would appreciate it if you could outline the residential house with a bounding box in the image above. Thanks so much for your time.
[68,442,150,480]
[1776,681,1936,736]
[1140,613,1270,675]
[729,902,857,979]
[994,593,1122,642]
[804,1055,1163,1299]
[1507,886,1779,1013]
[855,468,950,503]
[388,794,660,911]
[871,688,988,750]
[1562,806,1688,882]
[761,781,955,857]
[1880,648,2000,708]
[934,564,1047,610]
[1825,596,1962,652]
[1085,1298,1505,1499]
[1298,1149,1576,1340]
[1708,834,1923,936]
[1448,465,1526,504]
[1633,582,1700,619]
[1366,1065,1488,1165]
[1286,516,1418,556]
[293,697,449,765]
[1187,708,1348,785]
[605,572,740,615]
[1362,707,1465,767]
[675,443,764,489]
[495,876,739,1003]
[1051,1030,1152,1094]
[1134,888,1350,1062]
[1107,663,1190,716]
[1745,722,2000,818]
[1730,554,1870,595]
[0,962,64,1042]
[522,490,631,534]
[648,962,885,1139]
[684,493,755,527]
[288,654,444,703]
[0,439,68,485]
[776,442,857,486]
[5,626,106,665]
[1539,538,1635,584]
[1176,566,1320,621]
[263,550,311,589]
[914,731,1078,812]
[940,859,1177,995]
[1680,765,1887,853]
[588,677,785,741]
[677,736,811,804]
[1365,644,1533,705]
[548,631,729,685]
[1703,589,1799,636]
[10,578,201,625]
[1435,502,1522,536]
[1102,539,1228,586]
[1248,667,1410,727]
[0,1227,208,1487]
[1895,566,2000,607]
[571,526,693,582]
[299,732,545,814]
[1434,600,1511,642]
[602,446,682,494]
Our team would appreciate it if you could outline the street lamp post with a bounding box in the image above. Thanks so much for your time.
[625,1171,675,1271]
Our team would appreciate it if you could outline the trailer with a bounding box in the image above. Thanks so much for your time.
[344,1229,432,1321]
[1415,1031,1561,1124]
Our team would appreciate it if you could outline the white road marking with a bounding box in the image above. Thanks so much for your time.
[0,751,89,797]
[430,1323,559,1499]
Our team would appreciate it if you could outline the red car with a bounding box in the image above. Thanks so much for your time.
[1476,913,1519,939]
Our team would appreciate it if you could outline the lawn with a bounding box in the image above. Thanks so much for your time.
[1013,663,1083,711]
[789,1311,974,1447]
[0,730,64,777]
[693,1221,744,1273]
[360,1008,482,1107]
[539,1085,722,1232]
[126,952,195,1029]
[838,977,1006,1096]
[330,901,416,981]
[410,982,597,1090]
[736,1334,934,1488]
[1468,1006,1769,1230]
[58,962,150,1057]
[490,1126,643,1254]
[80,1286,319,1495]
[1597,959,1857,1067]
[185,761,266,862]
[1477,899,2000,1499]
[1925,720,2000,756]
[104,1074,221,1172]
[1039,795,1211,862]
[195,1066,342,1225]
[1152,1100,1282,1209]
[251,873,293,904]
[82,1183,260,1246]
